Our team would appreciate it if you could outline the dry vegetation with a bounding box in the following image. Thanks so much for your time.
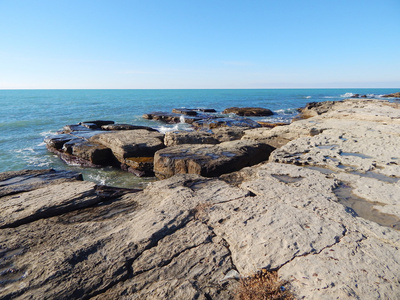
[235,269,294,300]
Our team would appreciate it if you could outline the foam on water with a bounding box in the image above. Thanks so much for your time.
[1,88,398,187]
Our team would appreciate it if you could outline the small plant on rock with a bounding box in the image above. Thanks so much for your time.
[235,269,293,300]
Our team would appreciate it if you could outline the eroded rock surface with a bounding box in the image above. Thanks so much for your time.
[154,140,274,179]
[3,98,400,299]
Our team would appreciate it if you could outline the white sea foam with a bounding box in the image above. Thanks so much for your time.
[158,124,179,134]
[179,115,185,123]
[340,92,355,98]
[40,130,57,137]
[87,174,106,185]
[15,147,35,153]
[274,108,298,115]
[305,96,312,99]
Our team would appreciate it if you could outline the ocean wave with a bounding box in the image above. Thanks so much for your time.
[340,92,355,98]
[274,108,298,115]
[15,147,35,153]
[86,174,106,185]
[40,130,58,137]
[157,124,180,134]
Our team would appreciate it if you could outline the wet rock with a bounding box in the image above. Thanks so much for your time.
[143,111,201,124]
[101,124,157,131]
[154,140,274,179]
[171,108,198,116]
[223,107,273,116]
[382,92,400,98]
[80,120,115,128]
[44,134,76,150]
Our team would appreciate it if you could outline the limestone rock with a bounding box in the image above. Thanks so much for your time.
[164,131,220,146]
[101,124,157,131]
[223,107,273,116]
[193,117,261,129]
[90,129,165,162]
[154,140,274,179]
[70,141,115,165]
[164,128,246,147]
[382,92,400,98]
[0,169,83,197]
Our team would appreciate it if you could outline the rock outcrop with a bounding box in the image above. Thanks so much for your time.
[223,107,274,116]
[154,140,275,179]
[16,98,399,299]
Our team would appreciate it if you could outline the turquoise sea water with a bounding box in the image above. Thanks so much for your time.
[0,88,398,188]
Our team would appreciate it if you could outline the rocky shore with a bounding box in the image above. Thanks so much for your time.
[1,99,400,299]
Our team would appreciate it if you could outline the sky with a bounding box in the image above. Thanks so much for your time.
[0,0,399,89]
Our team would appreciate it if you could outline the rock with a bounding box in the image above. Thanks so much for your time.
[44,134,76,150]
[223,107,273,116]
[143,111,201,124]
[193,117,261,129]
[211,127,246,142]
[153,140,274,179]
[194,108,217,113]
[63,124,91,132]
[164,131,220,146]
[0,169,83,197]
[0,181,102,228]
[172,108,198,116]
[382,92,400,98]
[70,141,115,166]
[124,157,154,176]
[164,128,246,147]
[101,124,157,131]
[0,174,244,299]
[7,98,400,299]
[80,120,115,127]
[297,101,338,118]
[257,121,290,128]
[90,129,165,163]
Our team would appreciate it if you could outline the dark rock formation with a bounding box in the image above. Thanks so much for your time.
[223,107,273,116]
[382,92,400,98]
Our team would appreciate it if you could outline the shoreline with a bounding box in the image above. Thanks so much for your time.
[1,97,400,299]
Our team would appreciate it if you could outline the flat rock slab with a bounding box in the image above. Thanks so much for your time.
[101,123,157,131]
[193,117,261,129]
[0,169,83,197]
[90,129,165,163]
[154,140,274,179]
[0,181,100,228]
[223,107,274,116]
[164,127,246,146]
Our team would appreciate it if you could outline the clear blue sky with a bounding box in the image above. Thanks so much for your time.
[0,0,399,89]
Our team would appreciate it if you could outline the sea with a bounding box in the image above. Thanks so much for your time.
[1,88,398,189]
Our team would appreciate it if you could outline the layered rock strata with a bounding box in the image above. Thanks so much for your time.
[13,98,398,299]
